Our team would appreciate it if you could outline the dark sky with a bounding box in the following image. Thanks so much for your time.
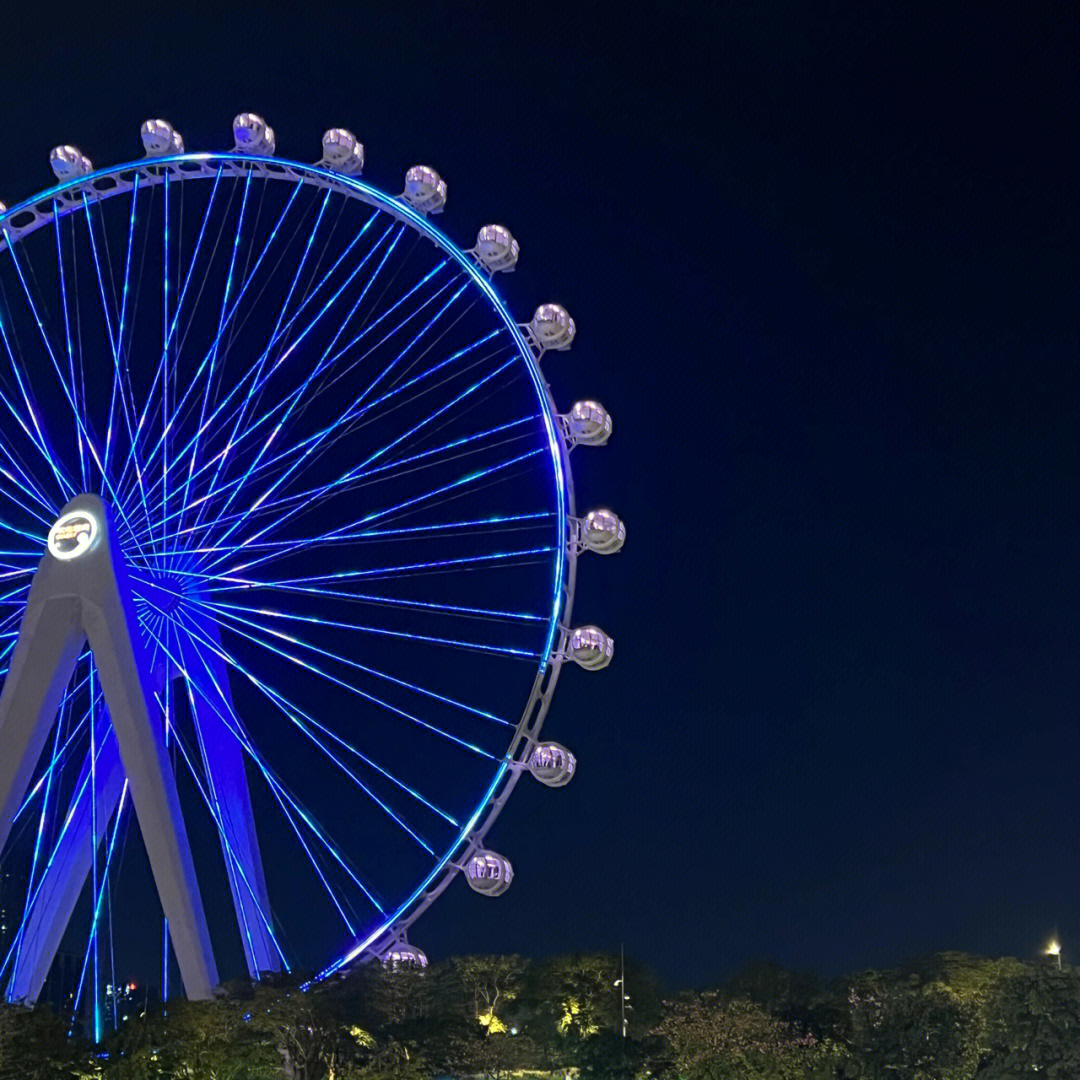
[2,3,1078,992]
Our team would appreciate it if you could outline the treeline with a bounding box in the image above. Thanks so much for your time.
[0,950,1077,1078]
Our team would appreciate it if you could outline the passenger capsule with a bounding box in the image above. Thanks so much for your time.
[565,401,612,446]
[141,119,183,156]
[381,943,428,969]
[320,128,364,175]
[465,850,513,896]
[232,113,275,155]
[528,742,577,787]
[568,626,614,670]
[474,224,519,273]
[403,165,447,214]
[581,510,625,554]
[49,145,92,181]
[530,304,576,351]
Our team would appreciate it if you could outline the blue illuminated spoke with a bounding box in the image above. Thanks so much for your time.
[133,212,393,504]
[13,670,95,822]
[184,223,415,540]
[196,584,542,661]
[0,314,76,501]
[164,604,453,843]
[127,328,513,549]
[185,594,515,726]
[130,510,553,570]
[183,243,457,549]
[1,714,111,991]
[193,399,534,579]
[172,602,496,760]
[82,196,156,543]
[175,178,305,539]
[116,168,226,500]
[10,694,70,982]
[141,618,379,924]
[148,637,288,969]
[55,211,87,489]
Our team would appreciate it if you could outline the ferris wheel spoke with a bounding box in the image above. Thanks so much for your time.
[0,409,63,518]
[184,591,514,725]
[191,349,521,576]
[153,645,288,971]
[363,446,547,531]
[3,244,151,555]
[174,180,306,540]
[11,668,95,824]
[167,168,255,549]
[128,510,553,575]
[0,297,77,502]
[335,354,519,486]
[159,718,289,970]
[165,606,445,851]
[305,268,467,422]
[194,187,335,504]
[140,616,380,927]
[102,174,142,482]
[115,170,226,504]
[261,296,498,493]
[132,215,396,519]
[169,604,481,823]
[195,575,544,663]
[10,692,70,984]
[129,226,412,540]
[183,224,413,541]
[195,228,437,534]
[81,196,158,545]
[144,330,511,551]
[171,601,496,763]
[0,476,58,533]
[204,542,554,592]
[69,776,127,1039]
[54,213,88,490]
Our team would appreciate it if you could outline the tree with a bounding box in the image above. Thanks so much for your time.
[437,955,529,1032]
[355,961,431,1028]
[440,1026,540,1080]
[651,991,843,1080]
[535,953,618,1039]
[244,980,378,1080]
[838,954,1026,1080]
[727,961,829,1033]
[977,960,1080,1078]
[0,1003,94,1080]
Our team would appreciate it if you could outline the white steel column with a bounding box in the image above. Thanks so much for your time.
[0,494,218,1000]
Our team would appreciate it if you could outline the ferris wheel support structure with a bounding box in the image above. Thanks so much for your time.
[0,495,218,1000]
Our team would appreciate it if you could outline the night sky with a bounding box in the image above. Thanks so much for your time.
[1,3,1078,991]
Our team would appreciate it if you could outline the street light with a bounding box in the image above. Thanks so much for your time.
[1046,940,1062,970]
[614,943,632,1038]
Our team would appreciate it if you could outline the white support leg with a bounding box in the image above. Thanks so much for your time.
[173,605,280,977]
[6,735,125,1004]
[0,494,219,1000]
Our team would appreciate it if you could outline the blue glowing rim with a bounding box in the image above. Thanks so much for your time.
[0,152,572,986]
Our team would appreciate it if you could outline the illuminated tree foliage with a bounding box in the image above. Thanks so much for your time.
[0,951,1078,1077]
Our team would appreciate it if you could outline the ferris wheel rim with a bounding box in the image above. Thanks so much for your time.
[0,149,579,987]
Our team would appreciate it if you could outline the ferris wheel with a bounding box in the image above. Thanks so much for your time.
[0,115,621,1030]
